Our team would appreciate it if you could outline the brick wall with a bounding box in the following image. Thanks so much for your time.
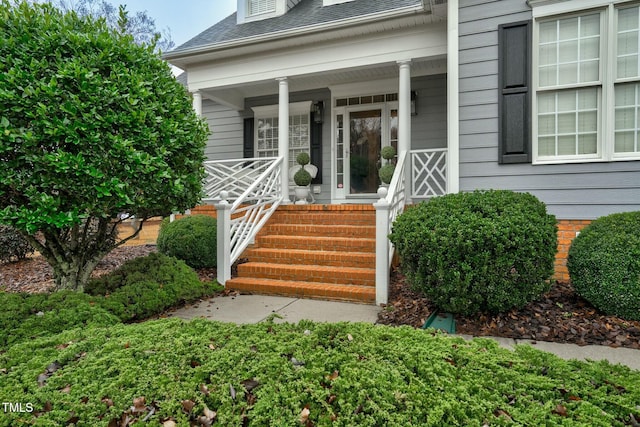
[554,219,591,282]
[119,207,591,283]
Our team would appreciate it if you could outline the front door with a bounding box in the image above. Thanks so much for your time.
[347,109,382,195]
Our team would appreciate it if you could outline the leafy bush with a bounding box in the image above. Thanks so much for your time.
[2,320,639,426]
[390,190,558,315]
[381,145,396,160]
[0,224,33,263]
[157,215,217,269]
[86,252,220,321]
[0,1,208,290]
[567,211,640,320]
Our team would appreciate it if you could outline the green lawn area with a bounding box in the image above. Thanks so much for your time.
[1,319,639,426]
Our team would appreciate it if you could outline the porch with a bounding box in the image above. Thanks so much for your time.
[205,149,447,305]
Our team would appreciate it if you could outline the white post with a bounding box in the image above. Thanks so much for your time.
[192,90,202,117]
[373,187,391,305]
[398,60,412,200]
[277,77,291,203]
[447,0,460,194]
[216,191,232,285]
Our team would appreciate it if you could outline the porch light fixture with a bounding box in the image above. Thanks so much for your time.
[312,101,324,124]
[411,91,418,116]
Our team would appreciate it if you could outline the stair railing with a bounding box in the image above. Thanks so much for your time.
[373,150,407,305]
[212,157,284,285]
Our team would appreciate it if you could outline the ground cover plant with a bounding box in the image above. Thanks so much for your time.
[0,253,222,348]
[0,320,639,426]
[567,211,640,321]
[390,190,557,315]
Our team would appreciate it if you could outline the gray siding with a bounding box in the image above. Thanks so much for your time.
[458,0,640,220]
[246,89,333,204]
[411,74,447,150]
[202,99,243,161]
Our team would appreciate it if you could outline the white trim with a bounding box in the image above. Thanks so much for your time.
[323,0,354,5]
[166,4,429,62]
[530,0,631,18]
[446,0,459,193]
[252,101,312,117]
[532,2,640,164]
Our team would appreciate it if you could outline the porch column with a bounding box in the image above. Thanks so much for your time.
[192,90,202,116]
[447,0,460,193]
[398,60,412,200]
[277,77,291,203]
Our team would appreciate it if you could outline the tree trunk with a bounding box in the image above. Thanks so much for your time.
[22,216,139,292]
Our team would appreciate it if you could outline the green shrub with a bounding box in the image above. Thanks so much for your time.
[379,164,395,184]
[86,252,220,321]
[0,291,118,348]
[390,190,558,315]
[381,145,396,161]
[296,152,310,166]
[0,224,33,263]
[567,211,640,320]
[293,167,312,186]
[157,215,217,269]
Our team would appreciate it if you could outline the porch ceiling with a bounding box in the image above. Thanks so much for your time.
[200,56,447,111]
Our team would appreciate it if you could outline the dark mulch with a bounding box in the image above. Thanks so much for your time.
[378,268,640,350]
[3,247,639,350]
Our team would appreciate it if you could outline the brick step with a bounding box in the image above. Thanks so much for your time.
[269,212,375,226]
[263,224,375,238]
[237,262,376,286]
[244,248,375,268]
[255,235,376,252]
[225,277,375,304]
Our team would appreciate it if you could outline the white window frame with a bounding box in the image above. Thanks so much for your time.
[532,0,640,164]
[252,101,312,170]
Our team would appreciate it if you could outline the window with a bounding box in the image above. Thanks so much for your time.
[253,102,311,169]
[534,3,640,162]
[248,0,276,16]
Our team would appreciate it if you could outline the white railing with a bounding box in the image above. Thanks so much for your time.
[212,157,284,285]
[373,150,408,305]
[411,148,447,200]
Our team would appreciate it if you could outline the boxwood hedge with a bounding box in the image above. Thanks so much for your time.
[157,215,217,269]
[567,211,640,320]
[390,190,558,315]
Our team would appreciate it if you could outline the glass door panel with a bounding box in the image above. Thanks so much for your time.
[348,109,382,195]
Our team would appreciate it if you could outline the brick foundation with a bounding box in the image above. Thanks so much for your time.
[120,206,591,283]
[554,219,591,282]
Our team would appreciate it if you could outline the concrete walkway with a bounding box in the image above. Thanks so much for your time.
[169,294,640,371]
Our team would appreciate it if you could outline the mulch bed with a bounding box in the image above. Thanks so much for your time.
[378,268,640,350]
[2,247,639,350]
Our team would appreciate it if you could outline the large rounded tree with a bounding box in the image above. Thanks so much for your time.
[0,1,209,291]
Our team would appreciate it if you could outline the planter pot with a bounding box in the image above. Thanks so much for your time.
[294,186,310,204]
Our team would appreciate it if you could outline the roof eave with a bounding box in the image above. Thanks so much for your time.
[163,3,429,66]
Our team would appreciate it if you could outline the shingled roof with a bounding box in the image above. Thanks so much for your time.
[171,0,425,53]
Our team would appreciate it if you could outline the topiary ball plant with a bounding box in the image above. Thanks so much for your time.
[381,146,396,161]
[296,152,310,166]
[389,190,558,316]
[293,168,312,186]
[567,211,640,321]
[379,146,396,184]
[379,164,395,185]
[156,215,217,269]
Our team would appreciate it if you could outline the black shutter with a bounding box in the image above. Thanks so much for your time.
[243,117,254,159]
[498,20,532,164]
[310,111,322,184]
